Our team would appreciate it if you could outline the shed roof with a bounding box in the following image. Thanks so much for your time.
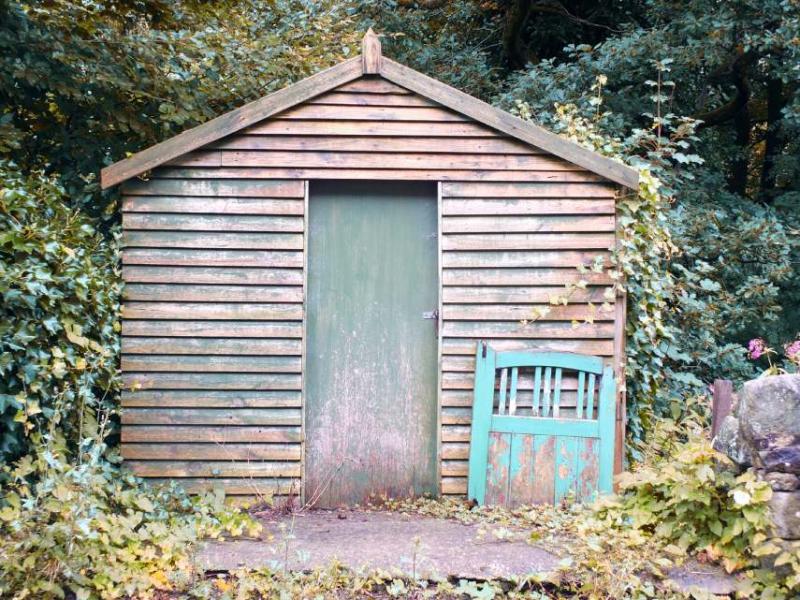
[101,30,638,190]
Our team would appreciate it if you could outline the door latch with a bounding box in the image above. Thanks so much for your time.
[423,309,439,335]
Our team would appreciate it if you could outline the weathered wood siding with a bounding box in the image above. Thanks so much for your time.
[119,76,620,499]
[120,179,306,500]
[438,181,617,495]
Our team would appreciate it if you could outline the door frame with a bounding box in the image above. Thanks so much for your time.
[299,179,443,504]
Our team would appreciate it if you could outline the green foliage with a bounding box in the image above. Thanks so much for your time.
[0,0,362,215]
[602,443,773,571]
[357,0,502,100]
[0,162,120,461]
[0,431,261,599]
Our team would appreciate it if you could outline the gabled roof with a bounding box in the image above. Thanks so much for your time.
[101,30,638,190]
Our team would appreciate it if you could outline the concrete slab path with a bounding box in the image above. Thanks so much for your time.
[198,508,742,595]
[198,509,561,579]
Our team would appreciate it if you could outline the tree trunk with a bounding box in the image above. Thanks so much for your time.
[758,78,786,204]
[727,57,751,196]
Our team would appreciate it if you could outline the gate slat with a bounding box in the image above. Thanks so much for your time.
[576,371,585,419]
[509,368,518,416]
[542,367,552,417]
[587,373,596,419]
[553,368,562,418]
[498,368,508,415]
[532,367,542,416]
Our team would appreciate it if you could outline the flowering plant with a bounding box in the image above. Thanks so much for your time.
[785,339,800,368]
[746,336,800,376]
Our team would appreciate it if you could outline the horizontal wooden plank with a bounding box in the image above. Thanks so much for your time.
[442,443,470,460]
[442,303,614,322]
[442,461,469,477]
[441,477,467,495]
[308,92,438,107]
[442,198,615,215]
[124,284,303,303]
[441,320,615,339]
[209,135,538,155]
[123,320,302,338]
[441,408,472,426]
[123,231,303,250]
[124,214,303,232]
[123,373,301,390]
[122,443,301,461]
[121,355,301,373]
[441,182,617,198]
[244,119,500,137]
[442,390,475,408]
[121,426,301,443]
[442,233,614,251]
[122,249,303,268]
[442,286,612,304]
[122,178,304,197]
[123,267,303,286]
[122,390,301,408]
[127,461,301,478]
[442,426,470,443]
[154,167,603,183]
[170,150,578,172]
[122,407,301,426]
[122,196,304,215]
[274,104,469,121]
[442,215,615,233]
[146,477,300,496]
[122,337,302,355]
[334,79,411,94]
[441,338,615,356]
[441,250,610,269]
[442,268,612,286]
[122,302,302,320]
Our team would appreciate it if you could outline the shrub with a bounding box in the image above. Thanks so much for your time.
[0,432,260,599]
[0,162,120,461]
[597,441,773,572]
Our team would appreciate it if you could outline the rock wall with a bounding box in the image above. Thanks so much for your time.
[713,374,800,539]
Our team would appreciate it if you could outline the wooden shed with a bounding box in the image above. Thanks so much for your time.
[102,31,638,507]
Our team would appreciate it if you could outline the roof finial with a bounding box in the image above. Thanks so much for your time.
[362,28,382,74]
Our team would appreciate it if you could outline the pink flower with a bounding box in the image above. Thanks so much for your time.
[785,340,800,365]
[747,338,766,360]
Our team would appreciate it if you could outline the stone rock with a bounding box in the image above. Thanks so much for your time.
[712,415,751,467]
[738,375,800,461]
[762,445,800,474]
[758,538,800,578]
[766,472,800,492]
[769,491,800,539]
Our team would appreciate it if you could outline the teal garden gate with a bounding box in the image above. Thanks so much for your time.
[468,343,617,506]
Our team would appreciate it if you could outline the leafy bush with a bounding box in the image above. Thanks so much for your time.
[0,163,121,461]
[0,433,260,599]
[600,443,773,571]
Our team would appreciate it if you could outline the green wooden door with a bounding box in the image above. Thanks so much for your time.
[306,181,439,508]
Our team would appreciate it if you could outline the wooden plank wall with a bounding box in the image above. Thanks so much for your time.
[120,179,306,500]
[438,182,617,495]
[118,75,620,499]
